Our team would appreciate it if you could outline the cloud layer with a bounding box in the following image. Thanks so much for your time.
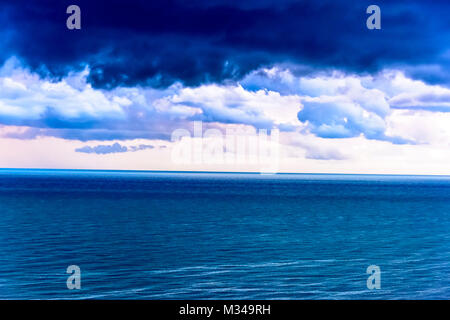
[1,0,449,88]
[1,59,449,145]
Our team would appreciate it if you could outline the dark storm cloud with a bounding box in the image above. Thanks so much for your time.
[1,0,449,88]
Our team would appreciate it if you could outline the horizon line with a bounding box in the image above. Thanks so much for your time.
[1,168,450,177]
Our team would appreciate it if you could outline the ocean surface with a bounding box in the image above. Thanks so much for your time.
[0,169,449,300]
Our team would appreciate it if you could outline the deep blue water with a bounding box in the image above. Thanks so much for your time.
[0,169,449,299]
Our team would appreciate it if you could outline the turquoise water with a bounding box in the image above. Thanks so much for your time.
[0,169,449,299]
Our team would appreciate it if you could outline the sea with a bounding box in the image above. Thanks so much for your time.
[0,169,449,299]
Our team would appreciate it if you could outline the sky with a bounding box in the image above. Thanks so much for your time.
[0,0,450,174]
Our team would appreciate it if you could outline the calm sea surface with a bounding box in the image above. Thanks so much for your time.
[0,169,449,299]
